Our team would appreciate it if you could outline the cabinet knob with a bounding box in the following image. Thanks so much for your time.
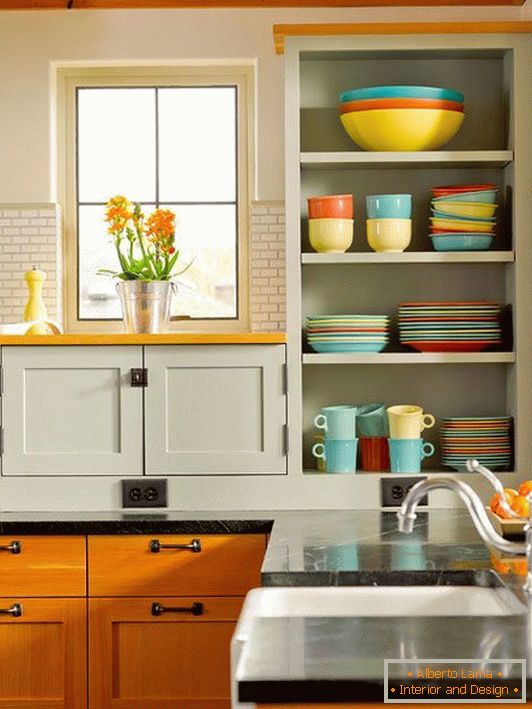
[151,602,203,617]
[0,604,22,617]
[0,541,21,554]
[150,538,201,554]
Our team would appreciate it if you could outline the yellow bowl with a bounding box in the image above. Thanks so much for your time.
[340,108,464,151]
[366,218,412,253]
[430,217,494,233]
[432,201,498,219]
[309,218,354,253]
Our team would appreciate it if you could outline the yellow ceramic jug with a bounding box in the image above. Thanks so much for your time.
[23,267,50,335]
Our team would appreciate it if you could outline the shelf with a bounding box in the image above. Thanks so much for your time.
[302,252,514,264]
[303,469,516,476]
[302,352,516,364]
[300,150,513,170]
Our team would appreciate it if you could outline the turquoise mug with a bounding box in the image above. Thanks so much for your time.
[388,438,435,473]
[314,405,357,439]
[357,402,388,437]
[312,439,358,473]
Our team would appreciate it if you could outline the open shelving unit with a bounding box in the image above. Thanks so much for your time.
[284,30,532,507]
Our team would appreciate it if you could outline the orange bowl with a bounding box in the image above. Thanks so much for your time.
[308,194,354,219]
[339,98,465,114]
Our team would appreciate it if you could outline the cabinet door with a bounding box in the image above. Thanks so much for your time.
[0,535,86,596]
[2,346,143,475]
[145,345,286,474]
[0,597,86,709]
[89,596,242,709]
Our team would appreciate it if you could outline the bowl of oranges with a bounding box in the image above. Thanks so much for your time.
[487,479,532,538]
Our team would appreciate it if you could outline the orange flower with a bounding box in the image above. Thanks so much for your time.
[104,195,133,235]
[144,209,175,252]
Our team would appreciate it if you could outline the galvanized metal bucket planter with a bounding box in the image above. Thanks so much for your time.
[117,281,175,334]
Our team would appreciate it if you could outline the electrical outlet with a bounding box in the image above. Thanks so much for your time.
[380,476,428,508]
[122,479,167,508]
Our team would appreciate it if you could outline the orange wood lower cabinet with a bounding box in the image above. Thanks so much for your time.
[0,597,87,709]
[89,596,243,709]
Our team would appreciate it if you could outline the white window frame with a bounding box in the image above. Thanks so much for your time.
[56,63,254,333]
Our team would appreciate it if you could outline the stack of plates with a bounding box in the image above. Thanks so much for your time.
[307,314,389,353]
[441,416,512,471]
[429,183,498,252]
[398,301,502,352]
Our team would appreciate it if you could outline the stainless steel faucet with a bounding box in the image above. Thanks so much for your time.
[397,469,532,593]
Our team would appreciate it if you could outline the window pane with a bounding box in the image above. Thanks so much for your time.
[78,204,236,320]
[158,87,236,203]
[78,88,156,203]
[163,204,237,319]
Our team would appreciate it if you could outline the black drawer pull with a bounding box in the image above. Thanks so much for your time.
[0,541,21,554]
[150,538,201,554]
[0,604,22,617]
[151,602,203,617]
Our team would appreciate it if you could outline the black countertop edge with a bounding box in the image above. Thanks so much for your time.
[240,678,532,704]
[239,679,385,703]
[0,519,274,535]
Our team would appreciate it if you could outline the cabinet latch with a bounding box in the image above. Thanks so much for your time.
[130,368,148,388]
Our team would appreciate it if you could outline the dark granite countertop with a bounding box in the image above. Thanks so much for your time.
[0,510,273,535]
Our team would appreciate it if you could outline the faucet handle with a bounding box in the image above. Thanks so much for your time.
[467,458,521,519]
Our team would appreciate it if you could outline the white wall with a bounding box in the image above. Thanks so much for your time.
[0,3,531,203]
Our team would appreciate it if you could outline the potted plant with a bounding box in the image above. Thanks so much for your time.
[99,195,192,333]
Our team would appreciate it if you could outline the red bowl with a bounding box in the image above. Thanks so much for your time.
[339,97,464,114]
[307,194,354,219]
[432,183,497,196]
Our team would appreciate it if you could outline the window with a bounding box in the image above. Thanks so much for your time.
[58,66,253,332]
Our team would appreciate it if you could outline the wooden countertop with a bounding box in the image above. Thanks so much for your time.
[0,333,286,346]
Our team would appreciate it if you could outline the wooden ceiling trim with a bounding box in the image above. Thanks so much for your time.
[273,21,532,54]
[0,0,525,8]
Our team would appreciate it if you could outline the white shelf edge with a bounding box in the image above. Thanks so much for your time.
[303,469,516,477]
[300,150,514,168]
[302,352,516,365]
[301,251,514,264]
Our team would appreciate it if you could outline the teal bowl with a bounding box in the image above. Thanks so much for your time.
[366,194,412,219]
[431,209,496,223]
[431,234,494,251]
[432,190,498,204]
[339,85,464,103]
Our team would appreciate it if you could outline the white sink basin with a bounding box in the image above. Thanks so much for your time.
[236,585,524,639]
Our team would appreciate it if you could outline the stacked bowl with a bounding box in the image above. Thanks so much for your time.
[308,194,354,253]
[338,85,465,151]
[430,184,498,251]
[306,314,390,353]
[441,416,512,471]
[398,301,503,352]
[366,194,412,253]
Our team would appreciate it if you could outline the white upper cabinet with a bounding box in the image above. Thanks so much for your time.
[144,345,287,475]
[2,346,143,476]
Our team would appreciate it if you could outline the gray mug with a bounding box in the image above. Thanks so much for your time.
[356,403,388,438]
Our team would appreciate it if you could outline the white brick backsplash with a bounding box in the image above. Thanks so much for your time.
[250,201,285,332]
[0,204,62,323]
